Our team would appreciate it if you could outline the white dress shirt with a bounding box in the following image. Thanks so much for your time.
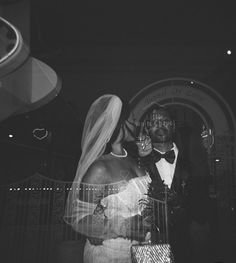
[154,143,178,188]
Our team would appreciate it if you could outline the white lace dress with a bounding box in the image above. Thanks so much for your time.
[83,174,151,263]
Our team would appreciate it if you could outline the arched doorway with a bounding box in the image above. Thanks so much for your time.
[130,77,236,246]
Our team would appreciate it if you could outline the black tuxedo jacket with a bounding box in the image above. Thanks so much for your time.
[139,149,190,195]
[135,147,192,227]
[125,140,210,225]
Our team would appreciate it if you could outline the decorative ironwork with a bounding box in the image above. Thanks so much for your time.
[0,173,83,262]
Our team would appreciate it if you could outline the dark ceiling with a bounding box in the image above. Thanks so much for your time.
[31,2,236,47]
[1,1,236,183]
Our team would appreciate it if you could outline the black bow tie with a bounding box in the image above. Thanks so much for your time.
[153,149,175,164]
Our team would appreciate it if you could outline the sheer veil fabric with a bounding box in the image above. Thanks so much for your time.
[64,94,123,226]
[63,94,154,263]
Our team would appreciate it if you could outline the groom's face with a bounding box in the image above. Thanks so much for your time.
[147,109,174,143]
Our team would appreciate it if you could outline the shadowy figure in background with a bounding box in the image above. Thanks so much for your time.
[185,124,212,263]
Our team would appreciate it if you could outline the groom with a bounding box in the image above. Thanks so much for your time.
[132,103,194,263]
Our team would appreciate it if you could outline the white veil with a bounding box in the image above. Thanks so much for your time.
[64,94,123,226]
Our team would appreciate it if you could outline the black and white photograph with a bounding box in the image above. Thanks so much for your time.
[0,1,236,263]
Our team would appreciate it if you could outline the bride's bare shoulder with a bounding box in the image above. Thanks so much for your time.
[82,158,111,185]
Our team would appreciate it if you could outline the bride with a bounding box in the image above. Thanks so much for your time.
[64,94,151,263]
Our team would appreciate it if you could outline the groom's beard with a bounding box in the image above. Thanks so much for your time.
[150,128,172,143]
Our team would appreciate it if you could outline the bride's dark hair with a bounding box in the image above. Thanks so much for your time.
[105,98,131,152]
